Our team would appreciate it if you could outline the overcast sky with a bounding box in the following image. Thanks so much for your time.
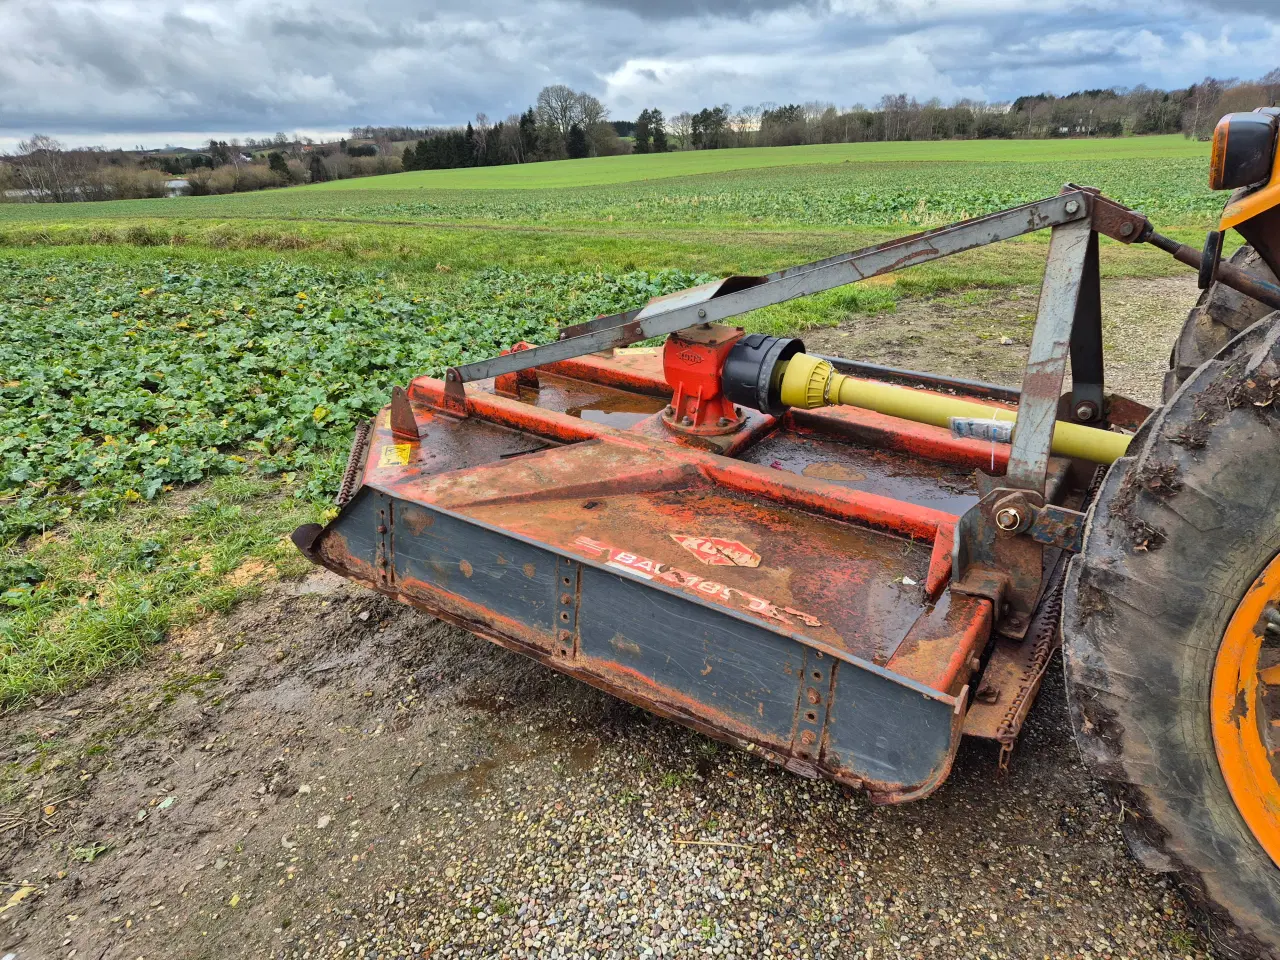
[1,0,1278,151]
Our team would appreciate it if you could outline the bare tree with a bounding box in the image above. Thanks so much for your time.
[536,84,581,139]
[576,94,607,130]
[498,113,524,163]
[12,135,78,202]
[1264,68,1280,106]
[671,111,694,149]
[734,104,762,145]
[879,94,909,140]
[577,93,615,156]
[473,113,491,160]
[1184,77,1228,140]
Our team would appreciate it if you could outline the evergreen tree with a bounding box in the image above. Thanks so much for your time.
[519,109,539,161]
[416,138,436,169]
[633,109,652,154]
[401,140,421,171]
[308,154,327,182]
[566,123,589,159]
[464,122,476,166]
[267,151,289,177]
[650,110,669,152]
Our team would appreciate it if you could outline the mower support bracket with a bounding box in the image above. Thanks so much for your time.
[449,192,1091,384]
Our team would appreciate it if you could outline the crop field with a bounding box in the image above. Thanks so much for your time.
[0,136,1227,705]
[0,253,711,703]
[0,140,1217,230]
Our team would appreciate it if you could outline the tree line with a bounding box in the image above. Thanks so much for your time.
[6,70,1279,202]
[0,133,401,202]
[401,85,632,171]
[390,71,1280,175]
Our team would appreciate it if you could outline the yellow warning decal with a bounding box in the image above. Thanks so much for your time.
[379,443,412,468]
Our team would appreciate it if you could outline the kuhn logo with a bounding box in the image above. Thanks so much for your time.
[676,350,705,364]
[670,535,761,568]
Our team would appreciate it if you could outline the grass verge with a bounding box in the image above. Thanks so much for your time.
[2,473,323,709]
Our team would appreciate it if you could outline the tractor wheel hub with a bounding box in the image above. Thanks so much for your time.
[1213,551,1280,870]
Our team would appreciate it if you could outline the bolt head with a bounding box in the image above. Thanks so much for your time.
[664,405,675,416]
[1064,199,1080,215]
[995,507,1023,531]
[1074,401,1098,421]
[1120,222,1134,237]
[680,416,693,426]
[697,308,707,318]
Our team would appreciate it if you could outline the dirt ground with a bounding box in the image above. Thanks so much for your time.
[1,277,1213,960]
[805,274,1197,406]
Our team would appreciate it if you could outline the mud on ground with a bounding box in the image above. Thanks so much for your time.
[1,277,1213,960]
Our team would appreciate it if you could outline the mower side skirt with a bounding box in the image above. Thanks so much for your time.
[297,487,966,803]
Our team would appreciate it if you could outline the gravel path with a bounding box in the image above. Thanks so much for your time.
[0,572,1209,960]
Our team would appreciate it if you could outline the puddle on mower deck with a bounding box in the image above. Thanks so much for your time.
[575,408,652,429]
[515,374,667,426]
[742,432,980,516]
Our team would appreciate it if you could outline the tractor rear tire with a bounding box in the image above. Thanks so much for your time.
[1164,244,1278,401]
[1064,311,1280,959]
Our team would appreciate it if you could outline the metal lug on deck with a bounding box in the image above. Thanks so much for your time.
[390,386,422,440]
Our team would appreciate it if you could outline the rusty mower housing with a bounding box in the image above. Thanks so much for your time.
[297,140,1280,957]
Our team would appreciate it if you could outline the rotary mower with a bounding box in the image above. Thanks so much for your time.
[295,110,1280,956]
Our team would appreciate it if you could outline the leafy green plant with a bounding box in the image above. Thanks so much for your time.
[0,257,710,541]
[71,842,111,863]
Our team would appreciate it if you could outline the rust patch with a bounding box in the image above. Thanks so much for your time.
[1228,686,1250,727]
[459,559,473,578]
[522,562,537,579]
[401,506,435,535]
[801,462,868,482]
[609,634,642,657]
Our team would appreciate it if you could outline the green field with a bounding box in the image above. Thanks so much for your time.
[0,136,1225,706]
[300,135,1212,190]
[0,135,1216,230]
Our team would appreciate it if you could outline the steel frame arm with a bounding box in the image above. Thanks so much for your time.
[445,191,1092,387]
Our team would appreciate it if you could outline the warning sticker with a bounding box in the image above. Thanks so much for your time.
[670,535,761,568]
[378,443,412,468]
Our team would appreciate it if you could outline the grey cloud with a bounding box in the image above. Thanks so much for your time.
[576,0,822,19]
[1186,0,1280,14]
[1,0,1279,146]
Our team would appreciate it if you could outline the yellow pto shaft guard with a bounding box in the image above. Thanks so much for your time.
[778,353,1131,465]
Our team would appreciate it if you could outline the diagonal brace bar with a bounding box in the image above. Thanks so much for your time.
[447,192,1090,386]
